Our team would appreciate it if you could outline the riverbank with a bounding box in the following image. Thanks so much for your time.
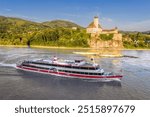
[0,45,91,50]
[0,45,150,50]
[122,48,150,50]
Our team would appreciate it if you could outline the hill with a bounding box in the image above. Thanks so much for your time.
[42,20,83,28]
[142,31,150,34]
[0,16,88,47]
[0,16,48,34]
[0,16,83,34]
[120,30,150,35]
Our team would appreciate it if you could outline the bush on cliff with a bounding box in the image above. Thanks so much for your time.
[99,34,114,41]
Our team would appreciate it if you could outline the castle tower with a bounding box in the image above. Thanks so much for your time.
[86,16,102,34]
[86,16,122,49]
[94,16,99,28]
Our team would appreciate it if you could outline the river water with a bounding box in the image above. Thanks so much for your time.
[0,47,150,100]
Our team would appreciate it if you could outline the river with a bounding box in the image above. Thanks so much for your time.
[0,47,150,99]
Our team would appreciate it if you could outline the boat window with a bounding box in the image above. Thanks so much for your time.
[30,61,99,70]
[59,69,102,75]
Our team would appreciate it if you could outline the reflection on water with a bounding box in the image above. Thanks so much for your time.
[0,47,150,99]
[90,48,122,57]
[73,48,122,58]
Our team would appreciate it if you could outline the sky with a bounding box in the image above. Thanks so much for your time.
[0,0,150,31]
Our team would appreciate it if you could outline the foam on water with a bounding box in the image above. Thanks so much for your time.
[84,78,121,83]
[0,62,16,68]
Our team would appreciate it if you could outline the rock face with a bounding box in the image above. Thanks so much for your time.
[89,34,123,48]
[87,16,123,49]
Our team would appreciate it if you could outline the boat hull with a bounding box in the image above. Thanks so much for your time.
[16,65,122,80]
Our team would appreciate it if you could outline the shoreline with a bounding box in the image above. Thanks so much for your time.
[0,45,150,50]
[0,45,91,50]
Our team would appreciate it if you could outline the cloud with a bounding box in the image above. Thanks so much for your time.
[0,12,40,22]
[99,17,115,29]
[18,15,40,22]
[101,17,113,22]
[101,18,150,31]
[121,20,150,31]
[4,8,12,12]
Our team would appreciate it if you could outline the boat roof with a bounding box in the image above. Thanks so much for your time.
[25,58,99,69]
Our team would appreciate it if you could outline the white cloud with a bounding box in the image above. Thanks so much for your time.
[4,8,12,12]
[101,17,113,22]
[0,12,40,22]
[18,15,40,22]
[99,17,116,29]
[100,18,150,31]
[120,20,150,31]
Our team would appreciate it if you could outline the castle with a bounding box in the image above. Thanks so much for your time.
[87,16,118,35]
[86,16,123,48]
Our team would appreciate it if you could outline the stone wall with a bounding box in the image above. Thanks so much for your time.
[89,33,123,48]
[86,27,102,34]
[101,29,118,34]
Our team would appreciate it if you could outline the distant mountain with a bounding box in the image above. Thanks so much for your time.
[42,20,83,28]
[142,31,150,34]
[0,16,83,34]
[0,16,48,33]
[120,30,150,35]
[119,30,139,34]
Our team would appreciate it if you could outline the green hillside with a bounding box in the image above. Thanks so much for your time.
[0,16,48,33]
[42,20,83,28]
[0,16,83,34]
[0,16,89,47]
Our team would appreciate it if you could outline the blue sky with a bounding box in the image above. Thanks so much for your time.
[0,0,150,31]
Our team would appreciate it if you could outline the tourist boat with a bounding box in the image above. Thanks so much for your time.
[16,57,122,81]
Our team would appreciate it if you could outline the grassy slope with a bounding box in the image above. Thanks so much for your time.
[0,16,83,33]
[42,20,83,28]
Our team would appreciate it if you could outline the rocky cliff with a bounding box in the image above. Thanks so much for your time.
[89,33,123,49]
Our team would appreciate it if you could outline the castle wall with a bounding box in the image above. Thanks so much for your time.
[113,33,122,41]
[89,34,123,48]
[87,16,123,49]
[86,28,102,34]
[86,28,97,33]
[101,29,118,34]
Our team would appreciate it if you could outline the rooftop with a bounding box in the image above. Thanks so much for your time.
[87,22,101,28]
[94,16,98,18]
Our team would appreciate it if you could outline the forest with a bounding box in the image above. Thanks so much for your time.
[0,16,90,47]
[122,32,150,49]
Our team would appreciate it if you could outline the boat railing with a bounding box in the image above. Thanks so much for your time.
[104,72,113,76]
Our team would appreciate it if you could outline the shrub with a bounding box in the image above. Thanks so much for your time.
[99,34,114,41]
